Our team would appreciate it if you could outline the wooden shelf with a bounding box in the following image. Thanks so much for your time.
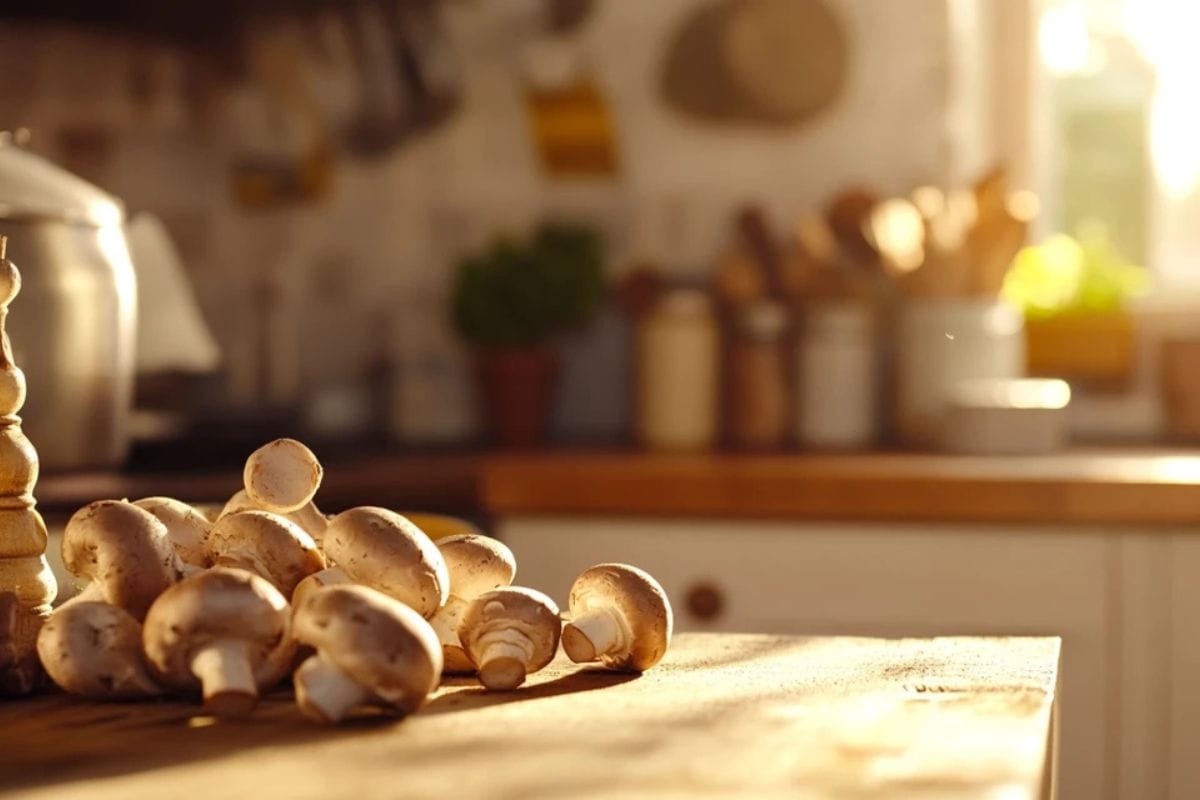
[481,449,1200,526]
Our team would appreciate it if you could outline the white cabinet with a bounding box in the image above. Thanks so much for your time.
[501,518,1116,800]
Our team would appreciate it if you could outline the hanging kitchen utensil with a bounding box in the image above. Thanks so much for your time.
[720,0,849,124]
[342,0,460,158]
[661,0,849,126]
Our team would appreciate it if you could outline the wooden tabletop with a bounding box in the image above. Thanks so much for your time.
[1,633,1060,800]
[481,450,1200,525]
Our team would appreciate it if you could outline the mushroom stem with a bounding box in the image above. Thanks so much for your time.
[429,595,473,673]
[190,639,258,717]
[294,653,370,722]
[563,607,630,664]
[475,631,534,691]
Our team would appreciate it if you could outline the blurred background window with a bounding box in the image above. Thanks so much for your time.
[1036,0,1200,287]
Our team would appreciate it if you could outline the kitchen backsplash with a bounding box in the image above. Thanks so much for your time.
[0,0,998,434]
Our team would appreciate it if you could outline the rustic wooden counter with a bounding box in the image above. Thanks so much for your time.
[0,633,1060,800]
[481,450,1200,525]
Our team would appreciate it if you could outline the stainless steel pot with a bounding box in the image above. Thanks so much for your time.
[0,142,135,470]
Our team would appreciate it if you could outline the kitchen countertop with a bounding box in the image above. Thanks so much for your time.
[33,448,1200,526]
[33,452,481,517]
[481,449,1200,525]
[0,633,1060,800]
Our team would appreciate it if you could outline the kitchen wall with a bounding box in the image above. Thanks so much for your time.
[0,0,998,436]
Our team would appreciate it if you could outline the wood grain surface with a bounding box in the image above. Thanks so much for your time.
[481,450,1200,525]
[0,633,1060,800]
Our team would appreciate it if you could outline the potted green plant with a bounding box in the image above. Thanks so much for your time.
[452,223,604,447]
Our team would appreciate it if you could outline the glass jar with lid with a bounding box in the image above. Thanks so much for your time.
[636,289,719,451]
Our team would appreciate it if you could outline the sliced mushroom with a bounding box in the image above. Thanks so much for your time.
[37,602,161,699]
[142,567,295,718]
[243,438,323,513]
[62,500,182,620]
[322,507,448,618]
[133,496,212,574]
[459,587,560,691]
[429,535,516,673]
[562,563,673,672]
[207,510,325,598]
[220,489,328,549]
[292,584,441,723]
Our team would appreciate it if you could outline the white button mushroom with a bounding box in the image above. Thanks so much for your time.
[243,438,323,514]
[133,497,212,575]
[459,587,561,691]
[292,584,442,723]
[220,489,328,549]
[207,510,325,598]
[291,566,349,612]
[429,535,517,673]
[562,563,673,672]
[61,500,183,620]
[36,601,162,699]
[321,507,449,618]
[142,567,296,718]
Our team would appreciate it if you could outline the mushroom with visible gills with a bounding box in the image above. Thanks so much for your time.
[292,584,442,723]
[142,567,296,718]
[459,587,560,691]
[207,510,325,598]
[61,500,183,620]
[36,602,161,699]
[243,438,323,514]
[429,534,516,673]
[133,496,212,574]
[321,507,448,618]
[562,563,673,672]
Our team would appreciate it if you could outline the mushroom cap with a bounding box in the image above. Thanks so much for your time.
[403,513,483,541]
[459,586,561,674]
[207,510,325,598]
[133,497,212,569]
[291,566,348,613]
[37,602,161,699]
[220,489,327,547]
[243,438,323,513]
[436,534,516,600]
[323,507,449,617]
[293,584,441,713]
[62,500,182,620]
[142,567,295,692]
[568,563,673,671]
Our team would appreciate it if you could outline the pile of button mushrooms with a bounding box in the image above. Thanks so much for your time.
[34,439,673,722]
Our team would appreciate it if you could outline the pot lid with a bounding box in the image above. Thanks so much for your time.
[0,140,124,226]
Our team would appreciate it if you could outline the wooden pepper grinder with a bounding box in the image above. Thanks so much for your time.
[0,236,57,695]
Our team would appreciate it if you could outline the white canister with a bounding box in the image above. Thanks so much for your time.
[797,304,878,449]
[895,299,1026,446]
[636,289,719,451]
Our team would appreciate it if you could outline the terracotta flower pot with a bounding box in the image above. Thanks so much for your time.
[475,347,559,448]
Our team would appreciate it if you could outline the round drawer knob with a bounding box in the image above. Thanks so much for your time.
[685,581,725,621]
